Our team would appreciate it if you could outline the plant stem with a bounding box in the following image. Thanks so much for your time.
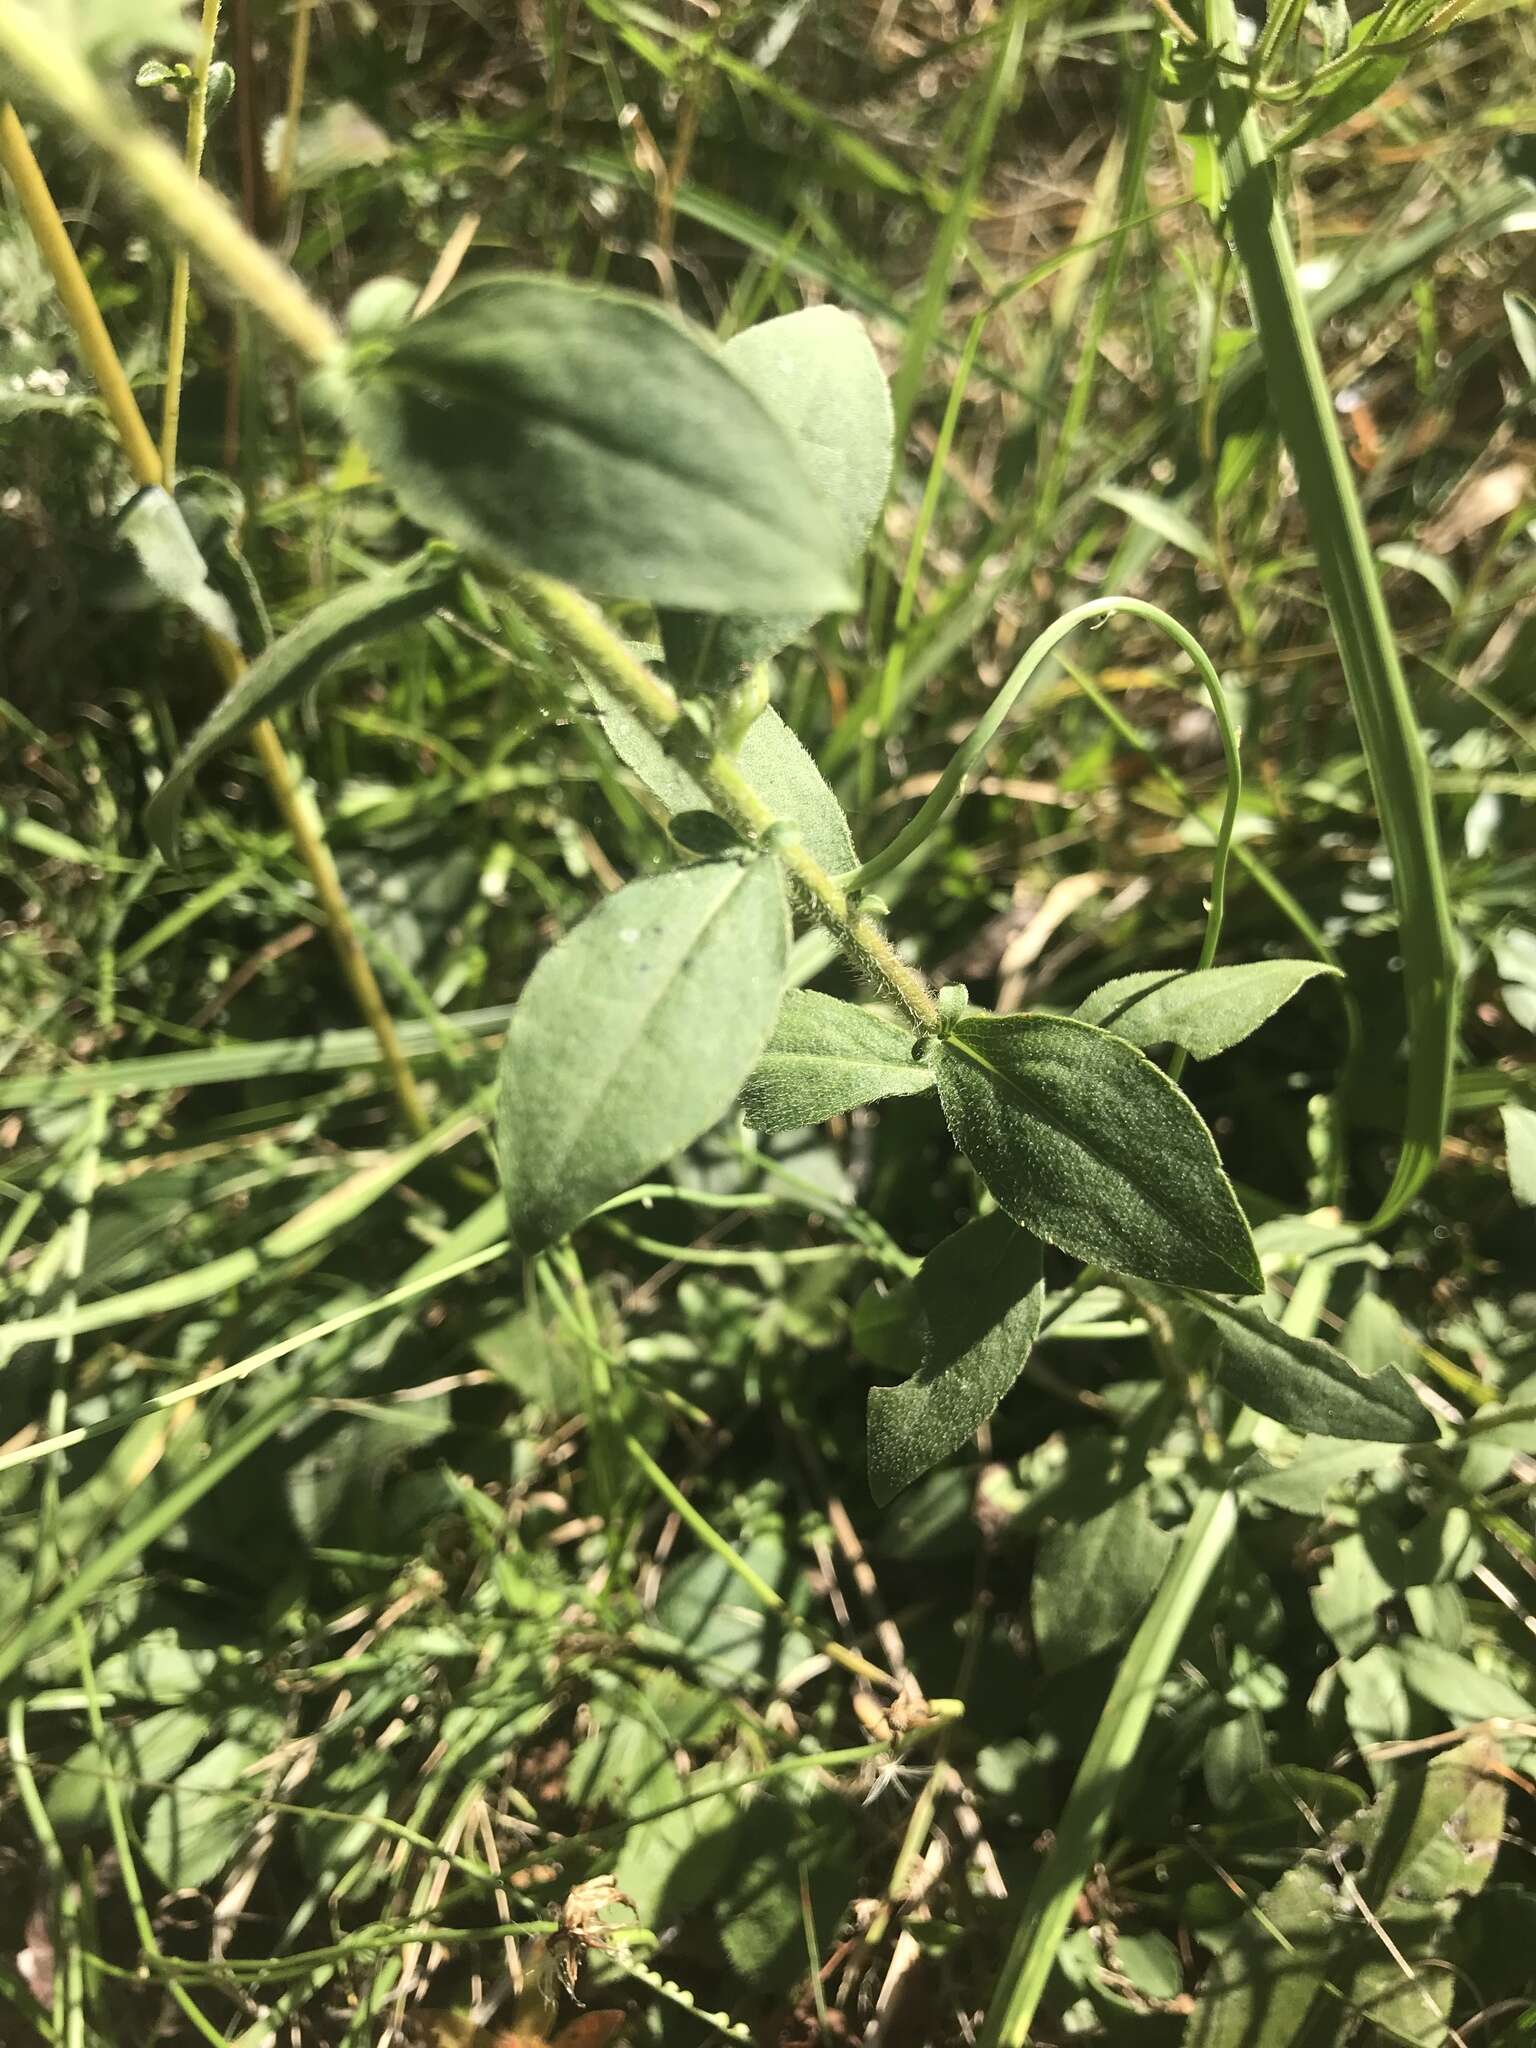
[0,4,340,365]
[977,1438,1249,2046]
[274,0,313,201]
[0,104,428,1134]
[160,0,223,480]
[503,572,943,1032]
[978,1262,1335,2044]
[1205,0,1458,1227]
[2,11,928,1036]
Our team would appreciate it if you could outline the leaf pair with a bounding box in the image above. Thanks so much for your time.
[328,281,890,635]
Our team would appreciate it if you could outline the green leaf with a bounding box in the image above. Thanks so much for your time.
[330,275,852,616]
[589,673,858,875]
[1074,960,1340,1060]
[141,1736,265,1891]
[47,1706,208,1833]
[1179,1292,1435,1442]
[935,1012,1261,1293]
[117,486,241,647]
[1500,1100,1536,1206]
[498,857,788,1253]
[740,990,933,1135]
[660,305,894,688]
[146,549,457,860]
[867,1212,1043,1506]
[1032,1484,1178,1673]
[1096,483,1214,563]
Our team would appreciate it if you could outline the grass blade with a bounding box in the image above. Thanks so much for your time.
[1206,7,1459,1226]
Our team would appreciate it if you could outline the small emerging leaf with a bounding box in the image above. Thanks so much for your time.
[661,305,894,689]
[740,990,933,1135]
[867,1213,1043,1505]
[147,549,457,860]
[498,858,788,1254]
[935,1012,1261,1293]
[331,275,853,616]
[1075,960,1340,1060]
[1179,1291,1435,1442]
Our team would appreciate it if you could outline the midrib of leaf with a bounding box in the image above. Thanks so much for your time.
[947,1027,1247,1287]
[530,863,763,1196]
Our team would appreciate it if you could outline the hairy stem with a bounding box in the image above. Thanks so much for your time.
[160,0,223,480]
[0,103,429,1134]
[503,572,943,1033]
[0,4,340,363]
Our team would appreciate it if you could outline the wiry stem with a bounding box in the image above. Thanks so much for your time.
[0,101,428,1134]
[160,0,223,480]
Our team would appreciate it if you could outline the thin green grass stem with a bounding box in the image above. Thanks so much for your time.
[1206,0,1458,1227]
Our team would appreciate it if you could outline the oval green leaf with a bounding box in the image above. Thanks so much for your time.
[740,990,933,1135]
[1074,959,1341,1060]
[498,857,788,1254]
[331,275,853,617]
[935,1011,1261,1294]
[660,304,894,689]
[1181,1291,1435,1442]
[868,1211,1043,1506]
[146,548,457,861]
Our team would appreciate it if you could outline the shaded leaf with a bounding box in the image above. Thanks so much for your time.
[589,673,858,875]
[498,858,788,1253]
[740,990,932,1135]
[141,1737,265,1891]
[935,1012,1261,1293]
[332,275,851,615]
[1096,483,1214,562]
[1507,288,1536,384]
[1181,1292,1434,1442]
[867,1212,1043,1505]
[1033,1484,1177,1672]
[1074,960,1340,1060]
[660,305,893,687]
[147,549,457,859]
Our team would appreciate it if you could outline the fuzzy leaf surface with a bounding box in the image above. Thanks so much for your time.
[332,275,851,615]
[867,1212,1043,1505]
[1074,960,1340,1060]
[1181,1292,1435,1442]
[589,675,857,875]
[935,1012,1261,1293]
[740,990,932,1135]
[660,305,894,687]
[498,858,787,1253]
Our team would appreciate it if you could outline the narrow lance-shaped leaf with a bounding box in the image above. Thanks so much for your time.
[328,274,853,618]
[661,305,895,689]
[740,990,933,1135]
[499,857,788,1255]
[1075,960,1341,1060]
[587,670,858,876]
[935,1012,1262,1294]
[1175,1290,1435,1443]
[868,1213,1043,1506]
[146,548,458,860]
